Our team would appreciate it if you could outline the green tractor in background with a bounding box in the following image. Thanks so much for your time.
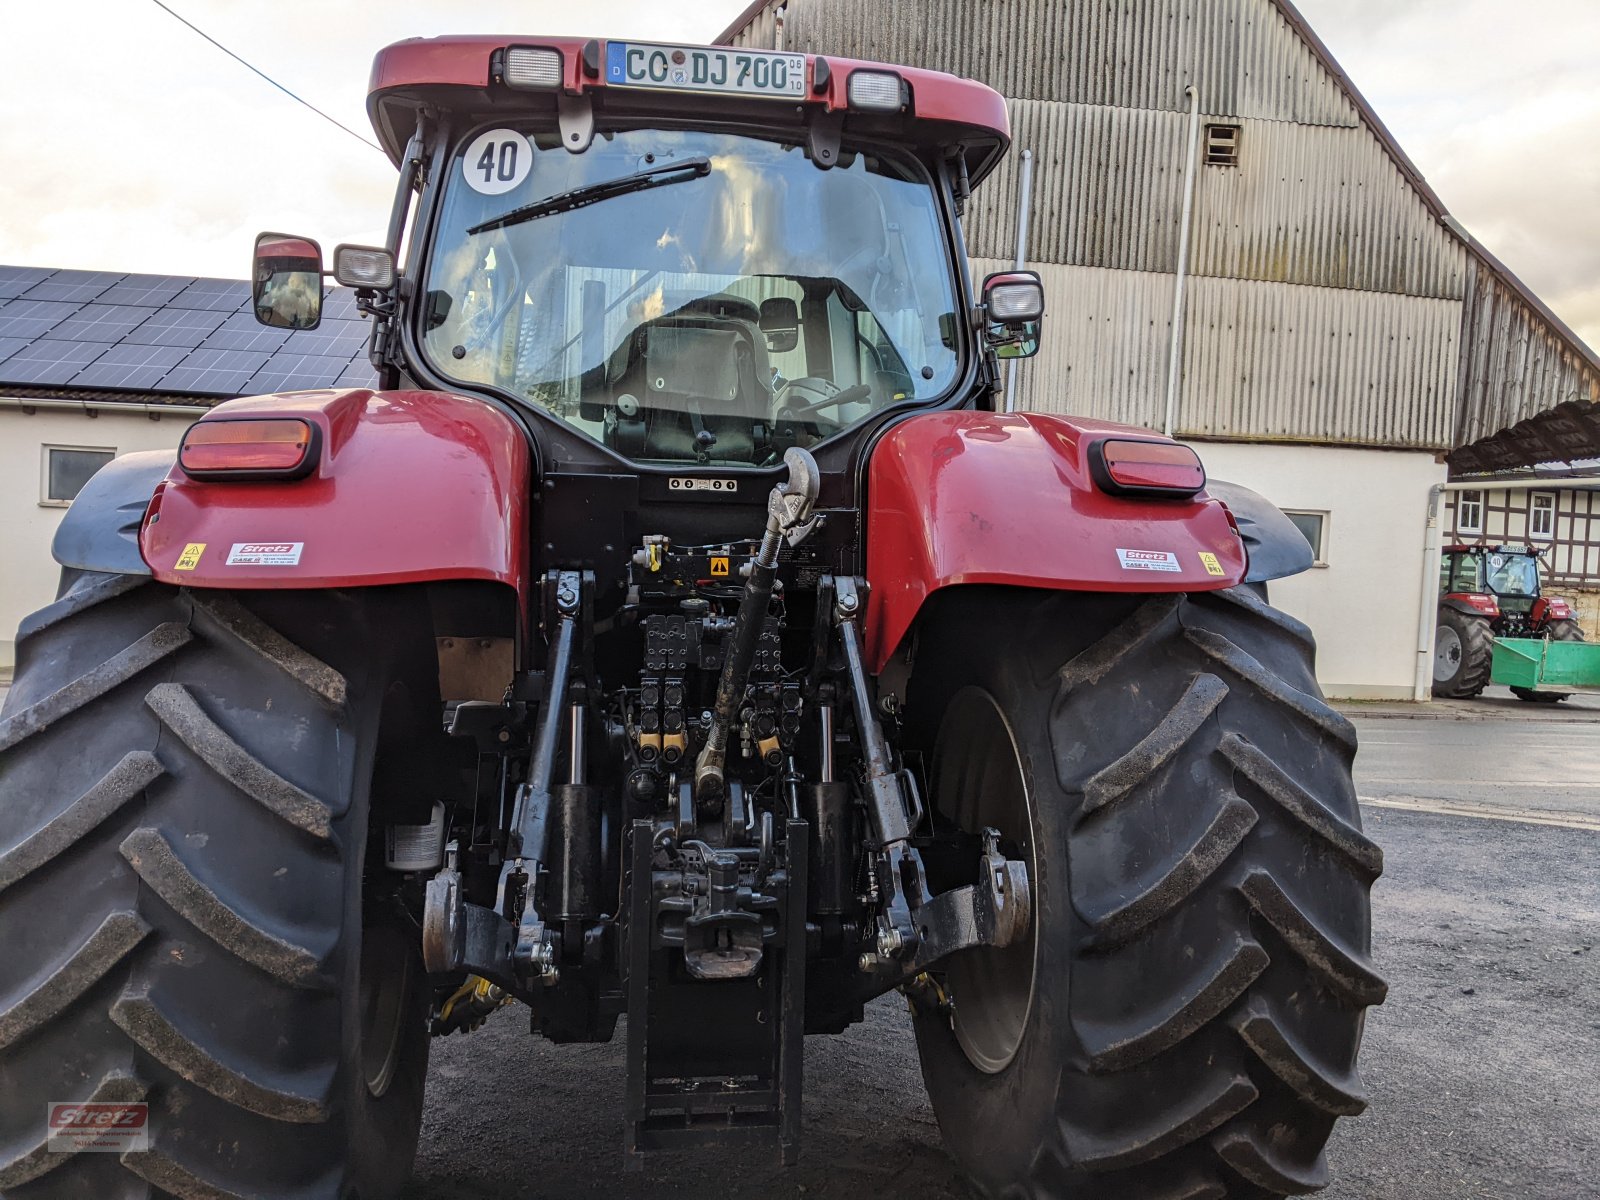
[1434,544,1586,701]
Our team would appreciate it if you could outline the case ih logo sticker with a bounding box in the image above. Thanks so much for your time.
[173,542,207,571]
[1116,548,1182,573]
[46,1102,148,1153]
[669,478,738,493]
[226,542,304,567]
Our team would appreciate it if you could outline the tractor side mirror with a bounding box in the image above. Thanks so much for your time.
[252,232,324,330]
[980,270,1044,360]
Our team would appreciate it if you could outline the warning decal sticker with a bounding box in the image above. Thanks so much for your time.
[710,556,730,577]
[173,543,206,571]
[1116,548,1183,573]
[1198,551,1226,576]
[226,542,304,567]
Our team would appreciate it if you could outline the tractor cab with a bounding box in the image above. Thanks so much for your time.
[1440,543,1559,630]
[256,38,1039,478]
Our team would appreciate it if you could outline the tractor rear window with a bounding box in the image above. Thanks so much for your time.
[421,126,962,467]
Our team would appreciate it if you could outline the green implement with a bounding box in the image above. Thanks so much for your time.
[1490,636,1600,695]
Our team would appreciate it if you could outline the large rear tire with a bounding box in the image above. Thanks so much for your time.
[0,575,428,1199]
[910,587,1385,1198]
[1433,606,1493,698]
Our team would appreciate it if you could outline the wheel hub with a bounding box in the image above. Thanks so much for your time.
[1434,625,1464,679]
[934,688,1038,1075]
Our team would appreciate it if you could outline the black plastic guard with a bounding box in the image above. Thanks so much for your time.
[51,449,174,577]
[1206,478,1315,584]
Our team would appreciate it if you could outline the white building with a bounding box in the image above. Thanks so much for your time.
[720,0,1600,698]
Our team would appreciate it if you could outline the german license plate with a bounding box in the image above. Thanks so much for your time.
[605,42,806,99]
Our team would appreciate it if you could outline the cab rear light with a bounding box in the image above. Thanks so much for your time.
[503,46,564,90]
[1091,438,1206,497]
[846,70,906,112]
[179,419,318,480]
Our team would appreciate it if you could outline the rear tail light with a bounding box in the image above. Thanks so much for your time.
[1091,438,1206,497]
[180,419,318,480]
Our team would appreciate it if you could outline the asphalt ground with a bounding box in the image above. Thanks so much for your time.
[2,680,1593,1196]
[399,708,1600,1200]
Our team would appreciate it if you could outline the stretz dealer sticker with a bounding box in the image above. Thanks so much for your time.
[226,542,304,567]
[1116,548,1183,573]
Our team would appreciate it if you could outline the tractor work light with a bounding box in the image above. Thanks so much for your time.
[847,70,906,111]
[180,418,319,480]
[1090,439,1206,497]
[332,244,397,290]
[987,278,1045,322]
[504,46,565,89]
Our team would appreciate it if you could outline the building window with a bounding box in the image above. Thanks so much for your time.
[1456,489,1484,535]
[1283,510,1328,566]
[1204,123,1241,167]
[41,446,115,507]
[1530,492,1556,540]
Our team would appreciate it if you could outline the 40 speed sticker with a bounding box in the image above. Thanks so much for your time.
[461,128,532,196]
[1116,548,1182,573]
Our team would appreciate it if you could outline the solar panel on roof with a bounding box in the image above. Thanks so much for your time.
[161,346,272,394]
[99,274,195,307]
[282,318,371,354]
[120,307,228,348]
[0,339,110,385]
[21,270,125,304]
[70,342,190,390]
[321,289,363,320]
[335,359,381,388]
[48,304,159,343]
[0,298,85,341]
[246,352,364,395]
[199,311,292,354]
[0,266,53,300]
[169,279,252,312]
[0,267,381,399]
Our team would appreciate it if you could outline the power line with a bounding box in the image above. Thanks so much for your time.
[148,0,383,153]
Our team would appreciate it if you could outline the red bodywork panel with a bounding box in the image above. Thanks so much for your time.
[1532,596,1572,623]
[366,36,1009,175]
[864,413,1248,672]
[142,389,529,595]
[1445,592,1501,618]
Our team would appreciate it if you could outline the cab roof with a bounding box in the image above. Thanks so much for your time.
[366,35,1010,185]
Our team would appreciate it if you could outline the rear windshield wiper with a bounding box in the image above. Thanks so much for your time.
[468,156,712,235]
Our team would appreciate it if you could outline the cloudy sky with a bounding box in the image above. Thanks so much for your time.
[2,0,1596,347]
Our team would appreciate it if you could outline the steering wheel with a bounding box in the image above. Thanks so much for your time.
[776,379,873,421]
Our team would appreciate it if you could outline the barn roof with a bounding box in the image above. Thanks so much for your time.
[0,265,376,405]
[716,0,1600,475]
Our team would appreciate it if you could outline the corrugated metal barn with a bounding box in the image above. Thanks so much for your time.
[722,0,1600,698]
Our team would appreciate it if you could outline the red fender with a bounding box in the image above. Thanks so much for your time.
[142,388,529,594]
[864,412,1247,672]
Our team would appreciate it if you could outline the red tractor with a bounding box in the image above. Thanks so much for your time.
[0,35,1383,1199]
[1434,543,1585,700]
